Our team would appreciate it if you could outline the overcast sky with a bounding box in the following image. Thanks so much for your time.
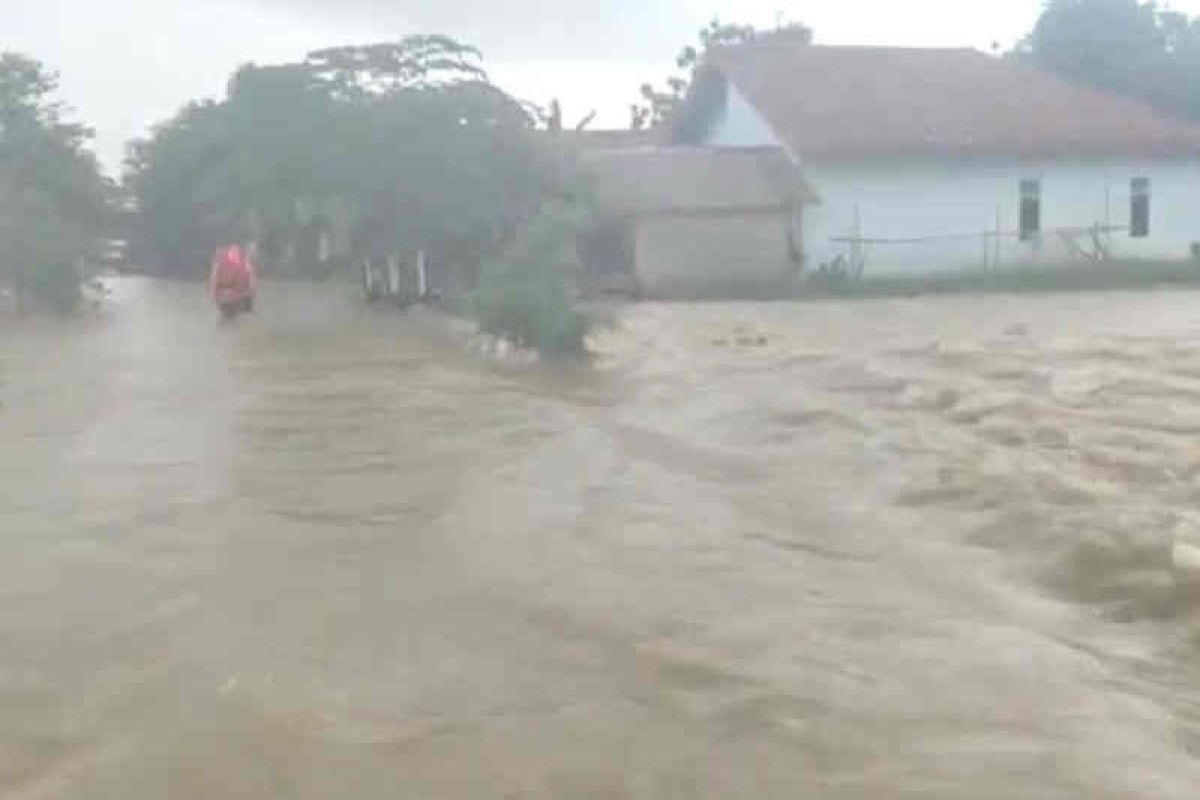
[10,0,1200,172]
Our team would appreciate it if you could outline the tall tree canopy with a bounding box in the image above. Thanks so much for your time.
[1017,0,1200,121]
[631,19,813,130]
[126,35,563,281]
[306,36,488,99]
[124,100,242,273]
[0,53,111,311]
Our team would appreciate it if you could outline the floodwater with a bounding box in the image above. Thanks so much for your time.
[6,278,1200,797]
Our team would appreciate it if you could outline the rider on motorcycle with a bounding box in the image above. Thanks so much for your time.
[209,244,258,316]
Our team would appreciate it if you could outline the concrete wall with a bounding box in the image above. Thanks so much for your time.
[803,158,1200,276]
[634,212,795,297]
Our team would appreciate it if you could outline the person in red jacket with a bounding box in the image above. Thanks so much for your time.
[209,244,258,316]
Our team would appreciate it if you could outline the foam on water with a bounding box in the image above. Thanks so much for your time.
[7,282,1200,796]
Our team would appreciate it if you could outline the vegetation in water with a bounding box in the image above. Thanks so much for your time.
[470,201,593,359]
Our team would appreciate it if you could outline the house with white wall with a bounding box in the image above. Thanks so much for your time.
[672,44,1200,276]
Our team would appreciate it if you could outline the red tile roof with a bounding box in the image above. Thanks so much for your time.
[705,45,1200,159]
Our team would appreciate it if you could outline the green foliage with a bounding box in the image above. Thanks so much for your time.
[337,80,552,267]
[306,36,487,99]
[631,19,812,130]
[124,100,239,274]
[471,203,591,358]
[23,260,83,313]
[126,35,558,283]
[1017,0,1200,121]
[0,53,110,313]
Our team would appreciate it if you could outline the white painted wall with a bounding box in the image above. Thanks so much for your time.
[802,158,1200,276]
[703,82,786,151]
[697,82,1200,276]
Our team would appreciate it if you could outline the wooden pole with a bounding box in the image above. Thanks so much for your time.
[851,203,863,277]
[1104,185,1113,249]
[995,203,1002,269]
[387,256,401,298]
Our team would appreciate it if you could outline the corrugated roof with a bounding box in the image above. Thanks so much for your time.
[584,146,817,215]
[704,45,1200,158]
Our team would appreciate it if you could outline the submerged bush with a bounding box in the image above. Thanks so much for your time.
[23,261,85,314]
[471,203,591,358]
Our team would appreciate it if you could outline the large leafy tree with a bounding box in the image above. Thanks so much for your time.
[1017,0,1200,121]
[125,62,341,275]
[0,53,111,312]
[305,36,487,99]
[126,35,560,282]
[339,83,557,272]
[124,100,237,274]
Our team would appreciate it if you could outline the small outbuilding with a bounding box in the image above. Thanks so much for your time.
[580,145,817,298]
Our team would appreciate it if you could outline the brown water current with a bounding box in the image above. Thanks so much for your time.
[6,277,1200,797]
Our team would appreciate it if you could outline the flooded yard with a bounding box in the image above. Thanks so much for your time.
[5,278,1200,797]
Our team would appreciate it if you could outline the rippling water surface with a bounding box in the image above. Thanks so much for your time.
[6,278,1200,797]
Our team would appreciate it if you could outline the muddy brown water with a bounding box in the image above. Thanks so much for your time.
[6,277,1200,797]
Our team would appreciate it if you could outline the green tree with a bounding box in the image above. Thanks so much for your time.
[124,100,237,275]
[1017,0,1200,121]
[471,199,593,358]
[0,53,110,312]
[126,35,566,286]
[631,20,812,130]
[305,35,487,99]
[336,80,555,277]
[224,63,342,275]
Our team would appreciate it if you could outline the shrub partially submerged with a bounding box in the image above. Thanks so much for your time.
[22,262,84,314]
[471,202,591,358]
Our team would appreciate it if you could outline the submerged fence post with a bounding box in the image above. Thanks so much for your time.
[417,250,428,298]
[994,203,1002,270]
[851,203,864,277]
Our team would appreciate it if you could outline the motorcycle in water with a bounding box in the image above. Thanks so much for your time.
[216,286,254,320]
[210,245,258,321]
